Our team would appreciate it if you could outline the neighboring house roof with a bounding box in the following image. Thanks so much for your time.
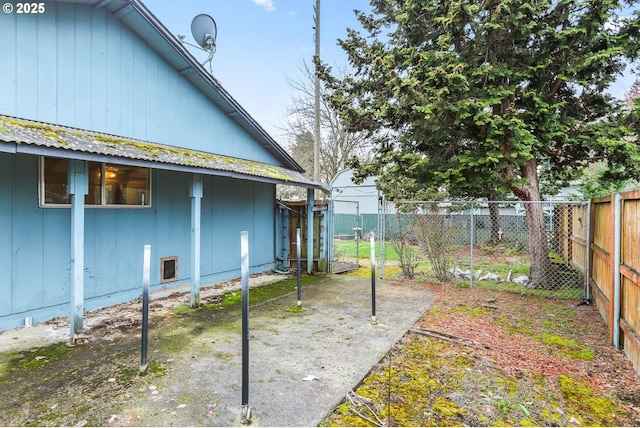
[0,115,329,191]
[44,0,304,174]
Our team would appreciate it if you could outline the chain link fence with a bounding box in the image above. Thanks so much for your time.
[384,201,589,298]
[331,200,362,273]
[333,200,590,299]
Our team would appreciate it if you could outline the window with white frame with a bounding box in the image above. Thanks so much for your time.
[40,157,151,207]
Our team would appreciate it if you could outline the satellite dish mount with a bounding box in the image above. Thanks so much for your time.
[178,14,218,74]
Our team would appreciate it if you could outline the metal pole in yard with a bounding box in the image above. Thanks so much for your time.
[240,231,252,424]
[140,244,151,375]
[371,232,377,323]
[297,227,302,307]
[613,194,622,348]
[356,202,360,268]
[584,200,592,302]
[470,204,475,287]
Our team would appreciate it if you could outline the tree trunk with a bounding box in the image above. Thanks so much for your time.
[510,159,552,289]
[488,201,502,243]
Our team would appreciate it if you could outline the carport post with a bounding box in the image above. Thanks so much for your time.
[296,227,302,306]
[370,232,377,323]
[240,231,252,424]
[306,188,314,274]
[140,244,151,375]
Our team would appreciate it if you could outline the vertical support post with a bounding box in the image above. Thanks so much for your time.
[190,174,203,307]
[68,160,88,343]
[377,192,386,279]
[613,193,621,348]
[584,200,592,301]
[319,204,328,272]
[327,199,334,274]
[356,202,360,269]
[470,204,475,287]
[281,204,290,267]
[370,232,377,323]
[306,188,314,274]
[296,228,302,307]
[240,231,252,424]
[140,244,151,374]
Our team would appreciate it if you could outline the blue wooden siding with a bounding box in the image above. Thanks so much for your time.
[0,2,281,165]
[0,155,277,330]
[0,154,14,317]
[201,176,276,280]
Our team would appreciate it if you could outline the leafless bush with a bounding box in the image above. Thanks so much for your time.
[413,209,452,282]
[388,212,419,279]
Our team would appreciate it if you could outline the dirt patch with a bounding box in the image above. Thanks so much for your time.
[322,281,640,426]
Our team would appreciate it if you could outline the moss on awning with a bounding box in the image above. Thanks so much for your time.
[0,115,328,191]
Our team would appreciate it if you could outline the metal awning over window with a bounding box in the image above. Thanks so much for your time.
[0,115,329,192]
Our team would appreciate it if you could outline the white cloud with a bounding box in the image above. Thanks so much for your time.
[251,0,275,12]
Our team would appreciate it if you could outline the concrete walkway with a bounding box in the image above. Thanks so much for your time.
[0,274,433,427]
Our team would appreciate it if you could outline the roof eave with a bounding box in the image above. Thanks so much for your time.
[0,114,330,193]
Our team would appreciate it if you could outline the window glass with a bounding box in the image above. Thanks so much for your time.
[105,164,150,206]
[42,157,150,207]
[43,157,70,204]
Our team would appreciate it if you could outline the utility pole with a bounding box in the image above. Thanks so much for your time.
[313,0,321,184]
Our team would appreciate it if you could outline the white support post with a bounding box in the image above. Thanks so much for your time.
[306,188,314,274]
[190,174,203,307]
[68,160,88,343]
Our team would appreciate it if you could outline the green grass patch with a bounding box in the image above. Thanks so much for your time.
[477,262,530,277]
[333,240,401,261]
[172,274,324,315]
[559,375,618,424]
[454,305,489,317]
[9,343,72,370]
[541,332,594,360]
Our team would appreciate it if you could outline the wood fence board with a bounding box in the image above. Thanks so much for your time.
[592,279,611,329]
[620,319,640,374]
[591,250,612,302]
[620,189,640,201]
[592,202,612,251]
[622,275,640,335]
[622,199,640,272]
[589,191,640,375]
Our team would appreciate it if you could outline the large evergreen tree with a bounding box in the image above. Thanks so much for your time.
[320,0,640,287]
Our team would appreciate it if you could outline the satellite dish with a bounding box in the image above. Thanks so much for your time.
[191,14,217,52]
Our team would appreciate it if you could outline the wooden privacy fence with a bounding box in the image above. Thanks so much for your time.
[590,190,640,375]
[556,203,589,276]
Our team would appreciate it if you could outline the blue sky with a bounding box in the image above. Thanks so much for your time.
[143,0,370,143]
[143,0,636,147]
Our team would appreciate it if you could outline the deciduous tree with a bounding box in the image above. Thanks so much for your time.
[280,61,371,188]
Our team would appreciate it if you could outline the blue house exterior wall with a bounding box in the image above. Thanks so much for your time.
[0,1,290,331]
[0,153,276,330]
[0,2,280,163]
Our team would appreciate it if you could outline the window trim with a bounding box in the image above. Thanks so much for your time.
[39,157,152,208]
